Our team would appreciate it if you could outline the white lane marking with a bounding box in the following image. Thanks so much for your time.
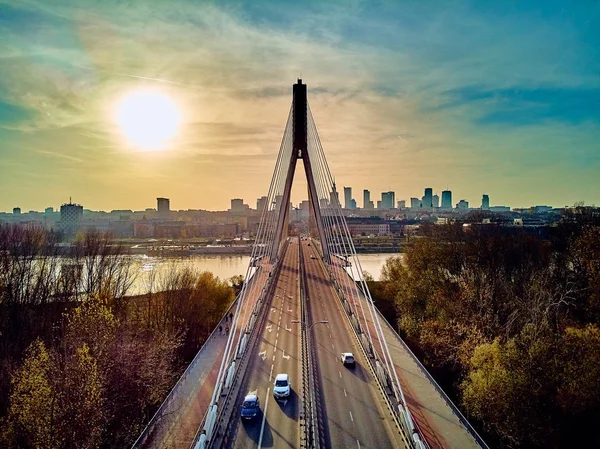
[329,333,332,338]
[269,364,274,381]
[339,371,342,378]
[349,411,354,422]
[273,355,276,361]
[285,324,292,332]
[357,440,361,449]
[258,388,270,449]
[266,325,272,332]
[332,344,335,349]
[344,389,347,397]
[277,332,279,337]
[275,339,278,346]
[282,350,290,360]
[259,350,266,361]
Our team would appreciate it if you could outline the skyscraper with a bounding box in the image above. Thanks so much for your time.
[423,188,433,209]
[457,199,469,210]
[363,189,371,209]
[381,191,395,209]
[441,190,452,209]
[257,196,268,212]
[432,194,440,208]
[344,187,352,209]
[60,201,83,235]
[157,198,170,218]
[482,194,490,210]
[12,207,21,215]
[398,200,406,209]
[410,197,421,209]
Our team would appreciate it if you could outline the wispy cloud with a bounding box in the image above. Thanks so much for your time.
[0,0,598,210]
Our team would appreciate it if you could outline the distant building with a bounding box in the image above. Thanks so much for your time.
[457,199,469,210]
[330,189,340,207]
[45,207,54,214]
[441,190,452,209]
[376,200,382,209]
[344,187,352,209]
[381,191,395,209]
[423,188,433,208]
[432,194,440,209]
[60,201,83,235]
[410,197,421,209]
[230,198,244,213]
[397,200,406,209]
[363,190,371,209]
[490,206,510,212]
[482,194,490,210]
[349,199,357,209]
[13,207,21,215]
[157,197,170,218]
[534,205,552,214]
[257,196,268,212]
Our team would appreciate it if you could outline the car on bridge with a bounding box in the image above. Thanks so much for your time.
[240,393,260,420]
[341,352,356,367]
[273,373,291,399]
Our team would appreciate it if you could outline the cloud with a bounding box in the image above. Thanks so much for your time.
[0,0,598,210]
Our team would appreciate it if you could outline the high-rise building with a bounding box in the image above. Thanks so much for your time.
[457,199,469,210]
[423,188,433,208]
[441,190,452,209]
[482,194,490,210]
[376,200,382,209]
[230,198,244,212]
[432,194,440,209]
[157,198,170,218]
[349,199,357,209]
[363,190,371,209]
[344,187,352,209]
[256,196,268,212]
[381,191,395,209]
[12,207,21,215]
[45,207,54,214]
[397,200,406,209]
[330,189,340,207]
[410,197,421,209]
[60,201,83,235]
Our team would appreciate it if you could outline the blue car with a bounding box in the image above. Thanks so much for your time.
[241,393,260,420]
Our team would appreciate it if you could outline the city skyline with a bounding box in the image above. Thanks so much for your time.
[1,1,599,211]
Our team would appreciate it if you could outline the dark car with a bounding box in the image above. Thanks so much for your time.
[240,393,260,420]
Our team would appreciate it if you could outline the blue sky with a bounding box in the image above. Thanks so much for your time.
[0,0,599,211]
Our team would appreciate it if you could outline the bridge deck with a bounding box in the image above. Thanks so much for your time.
[328,256,486,449]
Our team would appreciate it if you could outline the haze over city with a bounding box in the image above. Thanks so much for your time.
[1,0,599,212]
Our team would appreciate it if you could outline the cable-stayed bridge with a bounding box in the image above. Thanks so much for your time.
[132,80,489,449]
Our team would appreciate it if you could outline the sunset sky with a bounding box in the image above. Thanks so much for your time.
[1,0,599,212]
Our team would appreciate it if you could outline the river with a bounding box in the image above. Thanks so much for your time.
[128,253,402,295]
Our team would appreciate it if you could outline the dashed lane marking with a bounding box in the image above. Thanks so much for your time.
[349,411,354,422]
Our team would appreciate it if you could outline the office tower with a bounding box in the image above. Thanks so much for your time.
[382,191,395,209]
[363,190,371,209]
[398,200,406,209]
[441,190,452,209]
[410,197,421,209]
[376,200,382,209]
[60,201,83,235]
[12,207,21,215]
[432,194,440,208]
[45,207,54,214]
[157,197,170,218]
[482,194,490,210]
[423,188,433,208]
[457,199,469,210]
[256,196,268,212]
[344,187,352,209]
[330,190,340,207]
[350,199,357,209]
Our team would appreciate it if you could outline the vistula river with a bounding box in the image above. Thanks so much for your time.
[128,253,403,295]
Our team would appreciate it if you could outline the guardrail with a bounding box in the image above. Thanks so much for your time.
[131,295,240,449]
[298,239,320,448]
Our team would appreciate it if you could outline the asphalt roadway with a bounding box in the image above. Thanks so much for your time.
[302,239,405,449]
[227,237,404,449]
[229,238,302,449]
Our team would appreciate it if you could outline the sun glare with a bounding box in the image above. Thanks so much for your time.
[115,88,181,151]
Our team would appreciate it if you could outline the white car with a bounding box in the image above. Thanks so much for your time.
[273,373,291,399]
[341,353,355,367]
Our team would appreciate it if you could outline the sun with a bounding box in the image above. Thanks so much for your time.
[115,88,181,151]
